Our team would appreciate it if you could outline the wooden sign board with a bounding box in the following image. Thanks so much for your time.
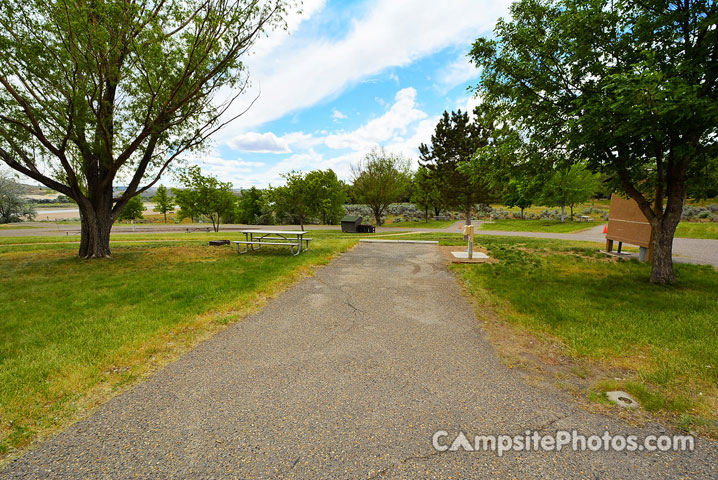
[606,195,652,248]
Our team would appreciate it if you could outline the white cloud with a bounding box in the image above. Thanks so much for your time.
[457,94,482,117]
[385,116,439,169]
[215,0,512,138]
[332,108,347,121]
[436,55,481,91]
[248,0,328,60]
[216,87,438,187]
[324,87,427,150]
[227,132,291,153]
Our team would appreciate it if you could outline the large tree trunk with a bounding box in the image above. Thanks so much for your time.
[78,201,113,259]
[649,206,681,284]
[560,205,566,222]
[465,202,472,225]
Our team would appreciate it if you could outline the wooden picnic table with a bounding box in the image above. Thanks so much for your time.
[232,230,312,256]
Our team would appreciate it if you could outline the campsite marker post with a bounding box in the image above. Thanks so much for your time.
[463,224,475,260]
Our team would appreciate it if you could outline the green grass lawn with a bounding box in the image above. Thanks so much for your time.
[675,222,718,239]
[480,219,598,233]
[0,231,357,458]
[445,234,716,432]
[386,219,456,228]
[401,232,717,433]
[0,224,40,229]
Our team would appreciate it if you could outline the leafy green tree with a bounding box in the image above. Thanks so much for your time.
[151,185,175,223]
[173,166,236,232]
[687,157,718,201]
[470,0,717,283]
[0,0,292,258]
[411,166,444,222]
[351,148,412,226]
[271,171,313,230]
[539,164,600,222]
[117,195,146,222]
[0,172,36,223]
[503,178,537,219]
[419,109,494,225]
[235,187,266,225]
[305,169,346,225]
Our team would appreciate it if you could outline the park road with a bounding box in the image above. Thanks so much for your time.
[2,243,716,478]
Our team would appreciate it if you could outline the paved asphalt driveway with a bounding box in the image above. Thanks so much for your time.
[2,243,716,478]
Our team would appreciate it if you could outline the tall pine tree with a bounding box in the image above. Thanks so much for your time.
[419,108,493,225]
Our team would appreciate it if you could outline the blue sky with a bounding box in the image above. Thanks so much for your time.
[186,0,513,188]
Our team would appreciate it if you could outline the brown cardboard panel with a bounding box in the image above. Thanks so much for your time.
[607,195,652,248]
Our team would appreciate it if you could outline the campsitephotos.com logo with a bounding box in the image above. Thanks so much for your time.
[432,430,695,457]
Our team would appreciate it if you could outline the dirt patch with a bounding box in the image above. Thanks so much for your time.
[439,245,499,264]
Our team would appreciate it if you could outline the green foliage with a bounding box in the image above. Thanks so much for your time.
[235,187,266,225]
[539,164,600,221]
[117,195,146,221]
[271,169,345,228]
[502,178,536,218]
[351,148,412,225]
[0,172,35,223]
[0,0,293,256]
[305,169,346,225]
[271,171,313,229]
[419,109,495,221]
[687,157,718,201]
[172,166,236,232]
[151,186,175,223]
[411,166,444,221]
[470,0,718,283]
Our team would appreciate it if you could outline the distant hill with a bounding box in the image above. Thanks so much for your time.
[17,183,52,195]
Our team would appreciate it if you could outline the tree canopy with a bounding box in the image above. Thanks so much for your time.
[419,108,495,224]
[0,0,293,257]
[272,169,346,229]
[235,186,266,225]
[306,170,346,225]
[271,171,314,230]
[352,148,412,226]
[502,178,536,219]
[469,0,717,283]
[173,166,236,232]
[539,164,600,221]
[0,172,36,223]
[151,185,175,223]
[117,195,146,221]
[411,166,444,221]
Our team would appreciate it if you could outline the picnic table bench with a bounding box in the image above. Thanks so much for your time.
[232,230,312,256]
[577,215,592,222]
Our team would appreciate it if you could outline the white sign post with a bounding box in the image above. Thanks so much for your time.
[462,224,475,260]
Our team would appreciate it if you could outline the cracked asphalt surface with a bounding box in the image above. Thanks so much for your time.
[3,243,716,478]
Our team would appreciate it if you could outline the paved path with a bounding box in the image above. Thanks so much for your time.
[3,243,715,478]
